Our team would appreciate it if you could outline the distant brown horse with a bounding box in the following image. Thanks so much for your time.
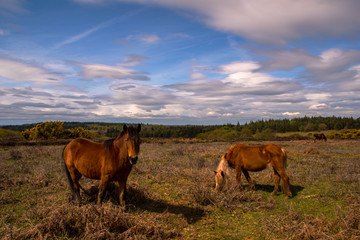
[313,133,327,142]
[214,143,292,198]
[63,124,141,207]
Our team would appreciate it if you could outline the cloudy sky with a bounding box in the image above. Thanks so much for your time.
[1,0,360,125]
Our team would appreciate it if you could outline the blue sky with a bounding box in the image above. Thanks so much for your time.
[1,0,360,125]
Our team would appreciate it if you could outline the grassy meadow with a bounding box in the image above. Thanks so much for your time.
[0,138,359,239]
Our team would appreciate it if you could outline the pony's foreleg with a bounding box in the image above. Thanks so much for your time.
[271,169,281,195]
[118,180,127,209]
[241,168,255,190]
[235,167,243,189]
[97,175,110,204]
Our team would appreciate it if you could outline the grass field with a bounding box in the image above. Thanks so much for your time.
[0,139,359,239]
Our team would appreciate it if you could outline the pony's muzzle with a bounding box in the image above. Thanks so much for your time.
[129,156,138,165]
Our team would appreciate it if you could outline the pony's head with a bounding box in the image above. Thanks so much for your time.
[214,155,229,192]
[214,170,225,192]
[122,124,141,165]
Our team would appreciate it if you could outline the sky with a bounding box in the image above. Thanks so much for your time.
[1,0,360,125]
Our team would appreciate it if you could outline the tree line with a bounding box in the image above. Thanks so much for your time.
[241,116,360,133]
[1,116,359,140]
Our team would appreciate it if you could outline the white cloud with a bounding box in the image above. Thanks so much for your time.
[72,61,150,81]
[218,61,259,75]
[0,58,63,87]
[119,54,150,67]
[122,33,160,44]
[79,0,360,44]
[140,34,160,44]
[282,112,300,116]
[259,48,360,85]
[305,93,331,102]
[309,104,329,110]
[190,72,206,80]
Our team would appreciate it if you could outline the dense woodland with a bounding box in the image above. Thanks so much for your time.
[1,116,360,140]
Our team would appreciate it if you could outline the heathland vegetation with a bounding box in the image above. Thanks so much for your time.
[0,116,359,238]
[0,138,359,239]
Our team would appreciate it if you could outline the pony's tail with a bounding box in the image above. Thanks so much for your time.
[281,148,288,169]
[62,145,76,199]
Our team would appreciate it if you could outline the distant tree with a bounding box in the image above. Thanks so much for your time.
[239,127,253,138]
[318,123,327,131]
[304,123,317,132]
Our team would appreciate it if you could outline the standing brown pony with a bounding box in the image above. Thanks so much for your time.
[214,143,292,198]
[313,133,327,142]
[63,124,141,207]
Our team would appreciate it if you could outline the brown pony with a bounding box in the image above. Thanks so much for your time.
[63,124,141,207]
[313,133,327,142]
[214,143,292,198]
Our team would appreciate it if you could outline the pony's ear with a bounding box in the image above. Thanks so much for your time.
[220,171,224,177]
[123,124,128,132]
[214,170,217,175]
[137,124,141,133]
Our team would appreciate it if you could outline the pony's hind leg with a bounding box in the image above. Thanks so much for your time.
[271,169,281,195]
[69,169,82,205]
[74,171,81,205]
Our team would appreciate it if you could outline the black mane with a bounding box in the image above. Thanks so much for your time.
[104,138,115,151]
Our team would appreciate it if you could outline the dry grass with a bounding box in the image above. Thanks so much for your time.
[0,139,359,239]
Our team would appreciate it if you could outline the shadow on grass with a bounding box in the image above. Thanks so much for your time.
[79,183,206,224]
[255,184,304,198]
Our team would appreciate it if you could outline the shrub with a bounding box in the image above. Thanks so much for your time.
[21,121,97,140]
[328,129,360,139]
[64,127,97,139]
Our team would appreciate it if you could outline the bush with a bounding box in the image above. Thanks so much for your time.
[21,121,97,140]
[64,127,97,139]
[21,121,65,140]
[328,129,360,139]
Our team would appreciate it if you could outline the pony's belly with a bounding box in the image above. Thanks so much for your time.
[243,163,267,172]
[75,158,102,179]
[81,170,101,180]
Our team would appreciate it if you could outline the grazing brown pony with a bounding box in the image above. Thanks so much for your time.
[63,124,141,207]
[313,133,327,142]
[214,143,292,198]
